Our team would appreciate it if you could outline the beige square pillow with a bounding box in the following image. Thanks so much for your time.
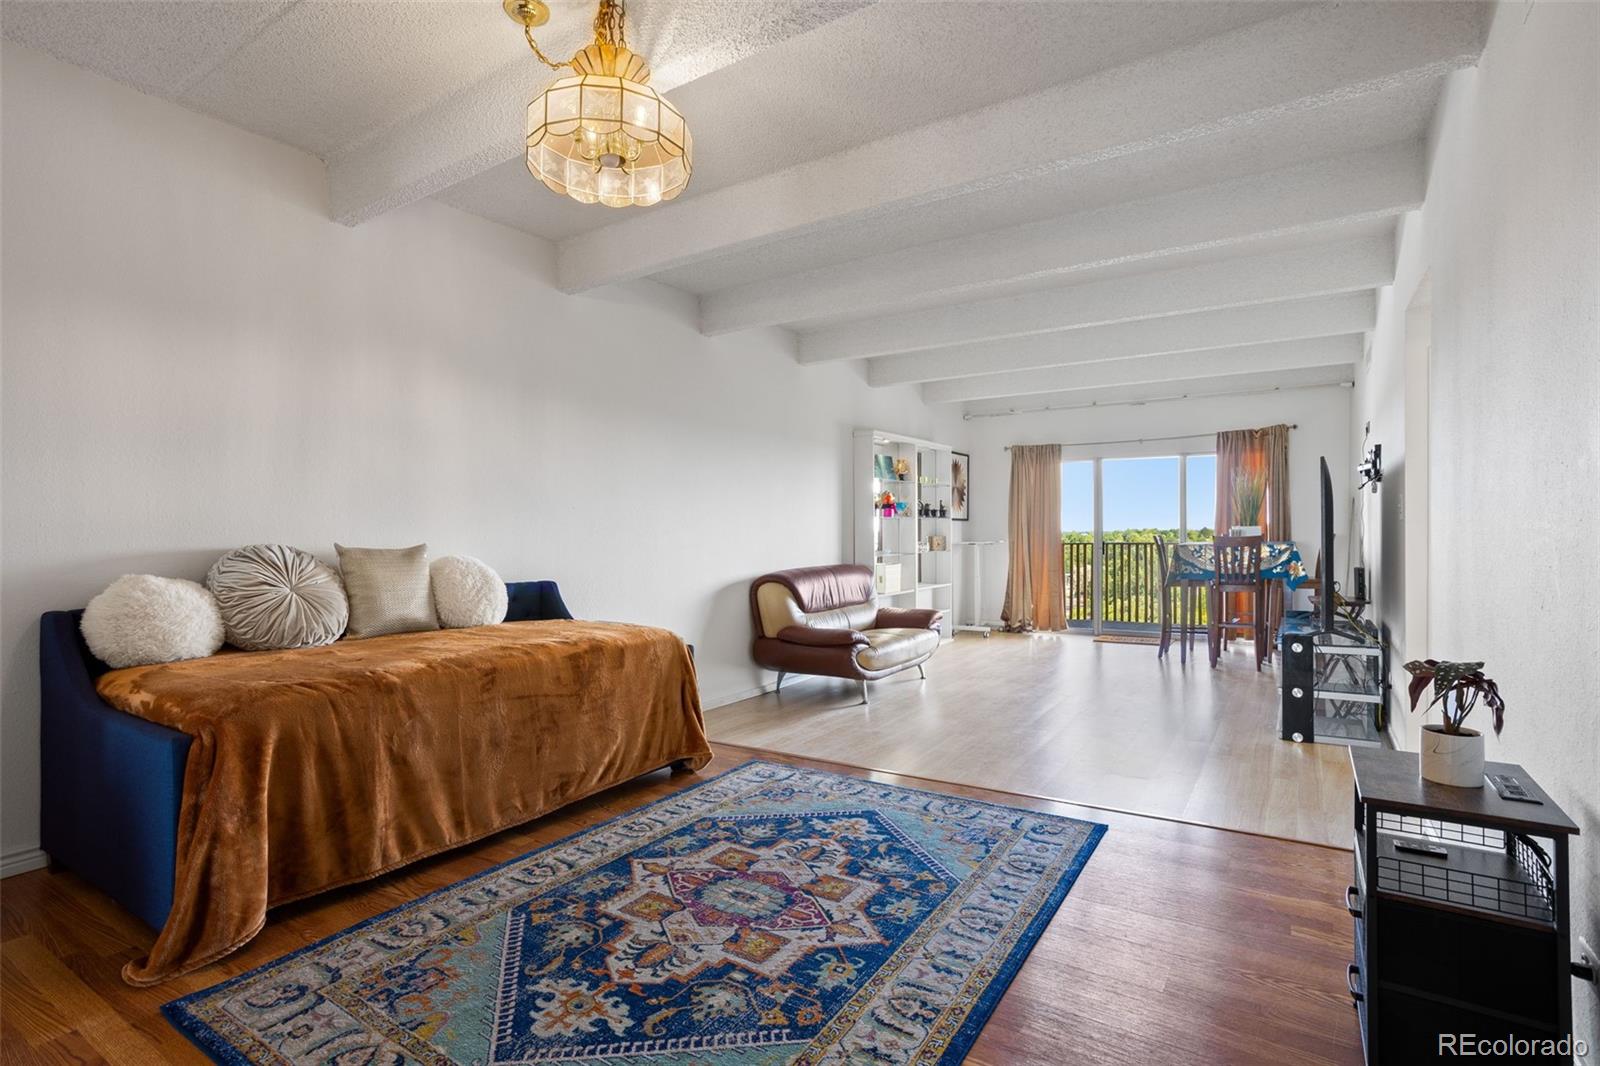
[335,543,439,639]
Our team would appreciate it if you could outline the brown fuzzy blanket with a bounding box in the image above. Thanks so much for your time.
[95,620,712,985]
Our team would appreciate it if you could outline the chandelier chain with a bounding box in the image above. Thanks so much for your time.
[520,0,626,69]
[595,0,627,48]
[522,24,568,71]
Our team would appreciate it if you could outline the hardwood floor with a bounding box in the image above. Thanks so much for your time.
[707,631,1356,846]
[0,743,1362,1065]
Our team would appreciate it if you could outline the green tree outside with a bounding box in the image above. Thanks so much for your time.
[1063,528,1214,624]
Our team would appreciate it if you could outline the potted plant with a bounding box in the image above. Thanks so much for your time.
[1230,471,1266,536]
[1404,659,1505,787]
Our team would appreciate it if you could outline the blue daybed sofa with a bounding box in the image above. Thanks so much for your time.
[39,580,575,932]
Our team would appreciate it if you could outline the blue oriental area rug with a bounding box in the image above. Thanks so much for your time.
[166,760,1106,1064]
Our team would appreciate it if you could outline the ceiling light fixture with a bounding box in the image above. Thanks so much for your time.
[504,0,691,208]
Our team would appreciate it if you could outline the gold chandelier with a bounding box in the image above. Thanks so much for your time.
[505,0,691,208]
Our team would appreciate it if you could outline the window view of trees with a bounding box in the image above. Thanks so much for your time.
[1063,530,1215,625]
[1061,454,1217,627]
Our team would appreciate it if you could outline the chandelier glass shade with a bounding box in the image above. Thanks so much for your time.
[512,0,691,208]
[526,43,691,207]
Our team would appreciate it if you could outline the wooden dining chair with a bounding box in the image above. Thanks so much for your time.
[1208,535,1265,669]
[1155,534,1173,657]
[1169,543,1207,666]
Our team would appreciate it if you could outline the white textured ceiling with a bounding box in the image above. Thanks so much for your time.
[3,0,1492,411]
[0,0,869,159]
[437,1,1291,231]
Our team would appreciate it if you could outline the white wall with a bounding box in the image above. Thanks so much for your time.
[961,385,1352,624]
[0,43,961,870]
[1356,0,1599,1049]
[1351,211,1429,745]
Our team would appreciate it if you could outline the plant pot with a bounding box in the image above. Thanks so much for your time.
[1229,525,1264,536]
[1419,724,1485,788]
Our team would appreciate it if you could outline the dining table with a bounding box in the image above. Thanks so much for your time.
[1167,540,1309,588]
[1162,540,1307,665]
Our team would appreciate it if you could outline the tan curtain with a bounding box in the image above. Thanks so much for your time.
[1215,429,1250,535]
[1260,423,1291,544]
[1216,424,1293,636]
[1001,444,1065,632]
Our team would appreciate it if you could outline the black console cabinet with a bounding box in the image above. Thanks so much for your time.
[1348,749,1579,1064]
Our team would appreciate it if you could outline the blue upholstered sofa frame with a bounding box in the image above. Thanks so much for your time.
[39,580,573,931]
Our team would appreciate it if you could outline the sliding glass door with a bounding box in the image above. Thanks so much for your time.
[1061,452,1214,633]
[1062,461,1094,626]
[1100,457,1179,630]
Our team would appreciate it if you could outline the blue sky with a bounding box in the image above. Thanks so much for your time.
[1062,455,1215,533]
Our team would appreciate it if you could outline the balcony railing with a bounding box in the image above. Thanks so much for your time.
[1064,539,1209,628]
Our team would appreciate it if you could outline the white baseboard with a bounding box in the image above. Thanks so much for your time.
[703,673,836,711]
[1385,716,1408,752]
[0,847,48,878]
[702,679,782,709]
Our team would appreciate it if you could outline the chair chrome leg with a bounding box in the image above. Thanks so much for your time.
[859,681,870,705]
[774,670,786,694]
[917,663,926,679]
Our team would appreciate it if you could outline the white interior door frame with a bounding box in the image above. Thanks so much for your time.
[1091,458,1104,635]
[1403,280,1432,669]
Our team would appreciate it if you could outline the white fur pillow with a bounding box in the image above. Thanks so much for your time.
[81,575,225,668]
[430,556,508,629]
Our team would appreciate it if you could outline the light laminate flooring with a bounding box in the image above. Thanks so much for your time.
[706,632,1355,846]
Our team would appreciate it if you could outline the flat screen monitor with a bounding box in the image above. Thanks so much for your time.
[1320,456,1335,633]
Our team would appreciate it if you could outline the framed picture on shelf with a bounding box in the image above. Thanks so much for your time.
[951,452,970,520]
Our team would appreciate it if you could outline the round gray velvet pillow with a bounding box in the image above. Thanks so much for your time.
[206,544,349,650]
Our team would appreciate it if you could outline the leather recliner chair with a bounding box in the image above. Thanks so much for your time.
[749,564,943,704]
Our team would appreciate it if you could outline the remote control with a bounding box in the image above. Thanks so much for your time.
[1488,773,1543,803]
[1393,839,1449,858]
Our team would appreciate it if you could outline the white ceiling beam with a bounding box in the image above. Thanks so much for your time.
[869,292,1374,387]
[556,2,1484,293]
[922,336,1364,404]
[960,364,1358,419]
[799,237,1393,363]
[702,142,1421,335]
[328,64,530,227]
[326,2,873,227]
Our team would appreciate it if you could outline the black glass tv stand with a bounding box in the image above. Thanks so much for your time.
[1279,610,1386,746]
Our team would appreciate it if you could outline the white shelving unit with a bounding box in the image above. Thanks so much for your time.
[852,429,959,639]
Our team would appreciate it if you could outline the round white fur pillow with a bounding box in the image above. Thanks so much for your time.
[430,556,508,629]
[81,575,225,669]
[207,544,348,650]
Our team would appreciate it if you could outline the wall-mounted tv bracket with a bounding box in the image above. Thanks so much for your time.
[1357,442,1383,494]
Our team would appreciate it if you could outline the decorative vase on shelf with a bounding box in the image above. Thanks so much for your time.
[1419,724,1485,788]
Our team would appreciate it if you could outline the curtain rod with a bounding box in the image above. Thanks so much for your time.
[965,381,1351,421]
[1002,425,1297,451]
